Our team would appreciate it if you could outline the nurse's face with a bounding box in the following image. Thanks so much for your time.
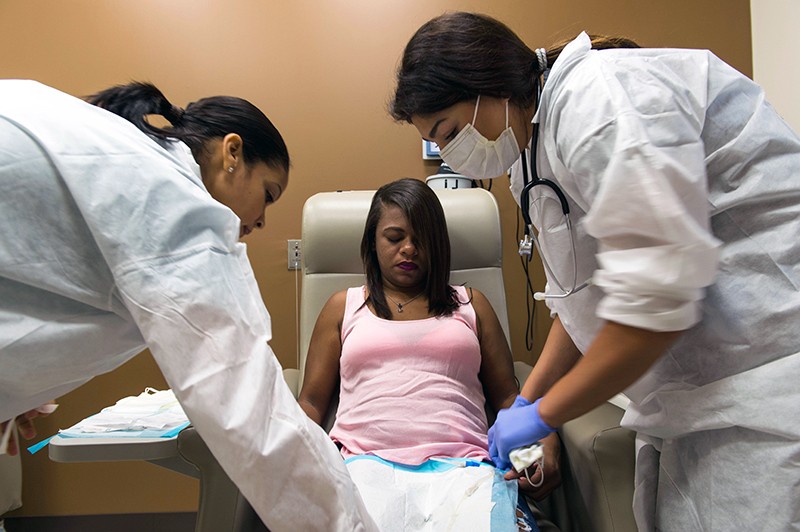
[374,203,428,292]
[410,96,531,152]
[216,162,287,238]
[204,134,289,238]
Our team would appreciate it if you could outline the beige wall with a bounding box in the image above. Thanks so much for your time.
[751,0,800,131]
[1,0,751,517]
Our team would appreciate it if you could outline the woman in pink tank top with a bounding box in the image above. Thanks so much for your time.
[298,178,547,531]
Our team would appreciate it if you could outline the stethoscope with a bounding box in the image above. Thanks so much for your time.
[517,82,591,301]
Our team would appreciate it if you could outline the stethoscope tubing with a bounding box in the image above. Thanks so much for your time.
[518,112,589,300]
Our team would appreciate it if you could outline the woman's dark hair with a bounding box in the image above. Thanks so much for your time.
[390,11,639,122]
[361,178,460,319]
[86,81,290,172]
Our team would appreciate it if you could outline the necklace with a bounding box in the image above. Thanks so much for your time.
[384,290,423,313]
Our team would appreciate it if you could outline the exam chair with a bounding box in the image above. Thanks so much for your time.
[180,187,516,531]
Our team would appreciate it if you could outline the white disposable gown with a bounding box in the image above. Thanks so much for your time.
[509,33,800,530]
[0,80,377,532]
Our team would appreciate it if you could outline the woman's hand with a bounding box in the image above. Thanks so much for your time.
[505,432,562,500]
[1,402,58,456]
[490,397,556,469]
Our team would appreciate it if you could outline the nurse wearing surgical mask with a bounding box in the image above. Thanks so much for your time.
[391,12,800,531]
[0,80,376,532]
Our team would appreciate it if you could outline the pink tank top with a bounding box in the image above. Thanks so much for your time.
[329,285,490,465]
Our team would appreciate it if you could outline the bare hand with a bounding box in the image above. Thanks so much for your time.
[1,402,58,456]
[504,432,562,500]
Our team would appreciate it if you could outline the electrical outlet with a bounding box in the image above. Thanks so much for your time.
[287,239,302,270]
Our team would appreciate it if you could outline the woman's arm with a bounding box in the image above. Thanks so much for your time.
[539,321,681,427]
[520,316,582,401]
[297,291,347,426]
[503,317,579,495]
[472,288,518,412]
[492,320,680,472]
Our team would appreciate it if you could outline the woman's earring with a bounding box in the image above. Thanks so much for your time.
[227,166,234,173]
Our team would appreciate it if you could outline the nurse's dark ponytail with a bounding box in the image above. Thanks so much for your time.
[86,81,289,172]
[543,35,640,70]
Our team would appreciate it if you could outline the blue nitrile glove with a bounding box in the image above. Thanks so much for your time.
[488,394,534,468]
[490,397,556,470]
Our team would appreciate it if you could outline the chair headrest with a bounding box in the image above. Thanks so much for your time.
[302,188,502,274]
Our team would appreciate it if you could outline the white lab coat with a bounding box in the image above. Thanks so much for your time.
[0,80,376,532]
[510,34,800,530]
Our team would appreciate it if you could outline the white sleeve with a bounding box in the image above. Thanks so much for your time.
[554,64,721,332]
[0,84,368,529]
[70,147,376,529]
[115,244,376,531]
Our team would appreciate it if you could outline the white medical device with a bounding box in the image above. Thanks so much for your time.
[426,163,473,190]
[509,442,545,487]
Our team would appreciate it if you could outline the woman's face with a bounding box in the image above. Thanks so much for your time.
[374,203,428,292]
[202,134,289,238]
[410,96,531,153]
[210,161,288,238]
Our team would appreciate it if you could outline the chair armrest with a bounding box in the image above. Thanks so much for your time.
[557,403,637,532]
[513,360,533,388]
[283,368,300,398]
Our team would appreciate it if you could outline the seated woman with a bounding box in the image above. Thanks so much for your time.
[298,178,546,531]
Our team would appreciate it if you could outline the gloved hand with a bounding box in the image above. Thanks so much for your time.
[489,396,556,470]
[488,394,532,467]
